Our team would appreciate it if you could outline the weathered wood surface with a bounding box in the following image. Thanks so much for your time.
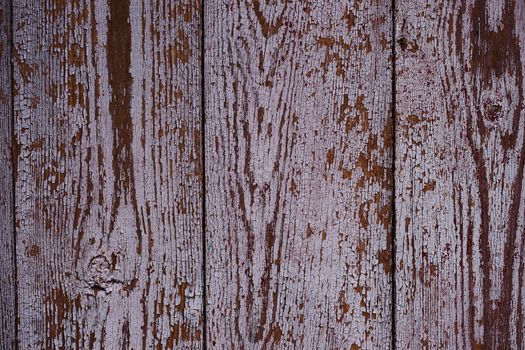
[13,0,203,349]
[395,0,525,348]
[4,0,525,348]
[204,0,393,348]
[0,0,16,349]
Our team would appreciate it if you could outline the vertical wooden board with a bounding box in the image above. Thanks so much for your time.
[395,0,525,348]
[13,0,203,349]
[205,0,393,348]
[0,0,15,349]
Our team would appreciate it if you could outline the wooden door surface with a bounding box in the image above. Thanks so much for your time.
[0,0,524,349]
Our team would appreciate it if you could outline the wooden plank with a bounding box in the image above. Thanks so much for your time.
[395,0,525,348]
[0,0,16,348]
[13,0,203,348]
[205,1,393,348]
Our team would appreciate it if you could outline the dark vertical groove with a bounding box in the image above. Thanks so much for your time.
[390,0,397,348]
[200,0,207,348]
[9,0,19,348]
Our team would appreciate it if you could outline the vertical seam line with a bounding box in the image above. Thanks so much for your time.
[391,0,397,348]
[200,0,207,348]
[9,0,19,348]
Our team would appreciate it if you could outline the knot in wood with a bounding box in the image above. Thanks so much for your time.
[87,255,112,291]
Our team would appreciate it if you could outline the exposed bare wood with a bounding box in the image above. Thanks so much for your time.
[204,0,394,348]
[0,0,15,348]
[13,0,203,348]
[6,0,525,348]
[395,0,525,348]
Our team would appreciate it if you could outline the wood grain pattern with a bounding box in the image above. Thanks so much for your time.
[204,0,393,348]
[395,0,525,348]
[0,0,15,348]
[13,0,203,348]
[6,0,525,348]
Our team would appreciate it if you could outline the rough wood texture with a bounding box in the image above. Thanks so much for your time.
[205,0,393,348]
[0,0,16,348]
[13,0,203,348]
[395,0,525,348]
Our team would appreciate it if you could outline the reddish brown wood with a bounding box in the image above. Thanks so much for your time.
[204,0,394,348]
[5,0,524,348]
[395,0,525,348]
